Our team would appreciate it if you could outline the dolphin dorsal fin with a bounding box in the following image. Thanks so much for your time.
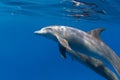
[88,28,105,40]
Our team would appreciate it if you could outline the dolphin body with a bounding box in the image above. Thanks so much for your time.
[34,25,120,79]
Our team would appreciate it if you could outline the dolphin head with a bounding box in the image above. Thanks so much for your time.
[34,26,65,41]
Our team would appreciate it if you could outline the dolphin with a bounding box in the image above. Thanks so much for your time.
[34,25,120,76]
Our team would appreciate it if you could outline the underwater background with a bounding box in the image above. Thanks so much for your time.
[0,0,120,80]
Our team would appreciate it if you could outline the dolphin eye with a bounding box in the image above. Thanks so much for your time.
[61,27,64,31]
[46,28,52,31]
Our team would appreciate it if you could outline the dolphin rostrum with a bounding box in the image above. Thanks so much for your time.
[34,25,120,78]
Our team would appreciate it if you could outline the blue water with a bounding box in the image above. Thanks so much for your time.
[0,0,120,80]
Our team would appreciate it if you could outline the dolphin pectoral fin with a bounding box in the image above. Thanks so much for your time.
[54,33,69,59]
[87,28,105,40]
[55,34,70,50]
[58,43,66,59]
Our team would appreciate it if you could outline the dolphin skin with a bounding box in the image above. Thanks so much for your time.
[34,25,120,78]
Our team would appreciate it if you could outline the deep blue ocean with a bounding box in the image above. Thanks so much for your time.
[0,0,120,80]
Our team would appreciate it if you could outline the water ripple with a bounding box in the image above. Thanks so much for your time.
[0,0,120,20]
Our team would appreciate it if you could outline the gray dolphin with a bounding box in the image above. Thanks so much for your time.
[34,26,120,77]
